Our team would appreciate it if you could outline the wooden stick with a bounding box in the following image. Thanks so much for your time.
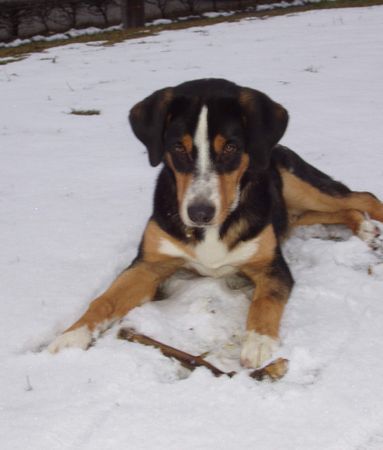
[117,327,288,382]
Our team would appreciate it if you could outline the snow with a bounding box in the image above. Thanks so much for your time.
[149,18,173,26]
[0,0,324,49]
[1,6,383,450]
[0,26,123,49]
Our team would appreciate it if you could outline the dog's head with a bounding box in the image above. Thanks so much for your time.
[129,79,288,228]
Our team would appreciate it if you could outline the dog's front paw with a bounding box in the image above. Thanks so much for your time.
[48,326,93,354]
[240,331,279,369]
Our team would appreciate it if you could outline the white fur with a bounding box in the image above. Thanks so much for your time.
[180,105,222,226]
[229,184,241,213]
[194,105,210,175]
[158,238,189,260]
[240,331,279,369]
[48,326,93,353]
[192,227,258,276]
[358,219,380,244]
[159,228,259,278]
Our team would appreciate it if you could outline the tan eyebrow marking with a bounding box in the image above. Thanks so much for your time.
[213,134,226,154]
[181,134,193,153]
[165,154,194,210]
[218,153,249,224]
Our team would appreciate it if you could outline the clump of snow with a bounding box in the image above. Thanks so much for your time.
[203,11,235,18]
[257,0,319,12]
[148,18,173,26]
[0,25,122,49]
[1,6,383,450]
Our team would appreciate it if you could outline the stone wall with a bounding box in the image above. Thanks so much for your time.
[0,0,260,42]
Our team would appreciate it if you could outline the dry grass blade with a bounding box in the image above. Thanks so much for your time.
[69,109,101,116]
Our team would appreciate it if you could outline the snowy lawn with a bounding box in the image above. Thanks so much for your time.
[1,6,383,450]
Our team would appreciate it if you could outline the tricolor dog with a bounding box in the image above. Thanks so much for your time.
[49,79,383,369]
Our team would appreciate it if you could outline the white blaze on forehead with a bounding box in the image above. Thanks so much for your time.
[180,104,222,226]
[194,105,210,175]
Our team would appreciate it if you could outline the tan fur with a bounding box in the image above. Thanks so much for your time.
[166,154,193,210]
[223,217,250,249]
[282,169,382,216]
[238,225,287,338]
[54,81,383,361]
[66,263,170,332]
[245,290,286,338]
[240,224,277,272]
[218,154,249,223]
[62,166,383,347]
[241,271,289,338]
[181,134,193,153]
[291,209,365,233]
[66,221,185,333]
[143,220,195,258]
[64,222,278,335]
[213,134,226,154]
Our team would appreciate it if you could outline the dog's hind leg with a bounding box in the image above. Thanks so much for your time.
[291,209,381,244]
[275,146,383,241]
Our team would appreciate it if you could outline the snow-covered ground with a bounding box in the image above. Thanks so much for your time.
[1,6,383,450]
[0,0,322,49]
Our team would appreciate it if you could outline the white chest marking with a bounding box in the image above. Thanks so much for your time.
[158,227,259,278]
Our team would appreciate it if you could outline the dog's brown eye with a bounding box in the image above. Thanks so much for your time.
[174,143,187,154]
[223,143,238,155]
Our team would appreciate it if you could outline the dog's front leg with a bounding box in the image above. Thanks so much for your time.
[48,222,184,353]
[48,260,181,353]
[240,253,294,368]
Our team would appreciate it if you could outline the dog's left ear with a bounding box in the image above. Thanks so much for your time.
[240,88,288,170]
[129,87,174,167]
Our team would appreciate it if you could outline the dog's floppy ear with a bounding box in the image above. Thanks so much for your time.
[240,88,288,170]
[129,87,174,167]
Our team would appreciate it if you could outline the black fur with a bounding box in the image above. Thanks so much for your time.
[152,166,204,243]
[128,79,294,250]
[130,78,288,170]
[128,79,354,302]
[272,145,351,197]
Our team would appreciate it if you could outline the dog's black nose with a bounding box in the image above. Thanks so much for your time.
[187,203,215,225]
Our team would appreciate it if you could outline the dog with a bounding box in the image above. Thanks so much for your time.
[48,78,383,369]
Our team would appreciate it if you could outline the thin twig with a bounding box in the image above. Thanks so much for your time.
[118,327,288,382]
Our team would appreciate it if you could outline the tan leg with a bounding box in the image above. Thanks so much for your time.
[343,192,383,223]
[281,169,383,245]
[240,253,293,368]
[292,209,365,234]
[48,221,185,353]
[281,169,383,222]
[69,260,180,332]
[48,260,181,353]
